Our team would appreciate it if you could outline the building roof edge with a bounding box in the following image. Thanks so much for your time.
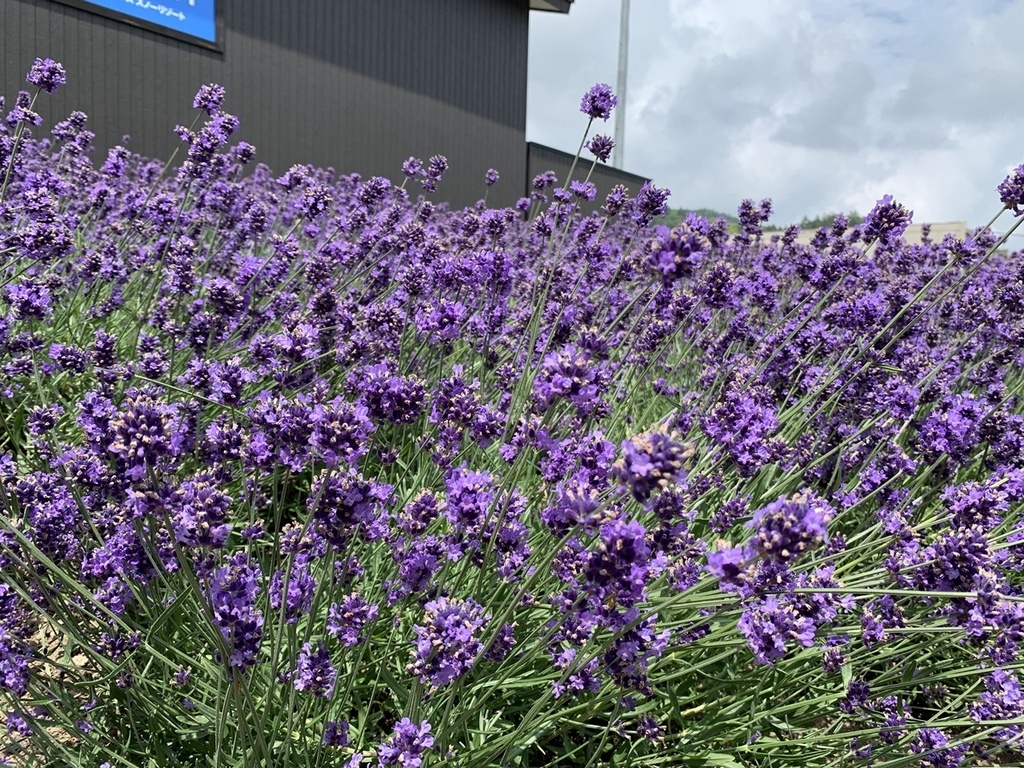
[529,0,573,14]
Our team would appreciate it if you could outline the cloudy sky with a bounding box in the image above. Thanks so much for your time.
[526,0,1024,230]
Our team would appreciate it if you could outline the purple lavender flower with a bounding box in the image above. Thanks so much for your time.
[918,392,988,465]
[420,155,448,192]
[278,522,328,563]
[107,391,183,481]
[484,494,532,581]
[269,561,316,624]
[533,345,612,420]
[863,194,913,244]
[586,134,615,163]
[969,668,1024,747]
[301,183,333,220]
[6,90,41,126]
[998,163,1024,215]
[309,398,374,468]
[443,465,495,536]
[849,738,872,760]
[350,363,426,425]
[747,492,831,563]
[909,727,967,767]
[738,596,816,665]
[377,718,434,768]
[48,343,89,374]
[5,280,52,320]
[402,156,423,178]
[407,597,489,690]
[396,489,442,537]
[428,366,480,433]
[322,720,350,747]
[326,592,379,646]
[943,479,1007,531]
[26,57,66,93]
[706,542,755,591]
[232,141,256,165]
[27,403,63,436]
[580,83,618,121]
[636,713,665,744]
[207,552,264,670]
[6,710,31,737]
[603,184,630,216]
[389,534,446,602]
[696,262,740,309]
[860,595,904,648]
[602,613,670,694]
[541,482,606,537]
[838,679,871,713]
[631,182,671,226]
[648,222,709,285]
[485,168,500,186]
[877,696,907,745]
[51,109,89,146]
[171,474,233,548]
[614,427,694,501]
[177,111,240,182]
[570,179,597,201]
[551,647,602,699]
[308,469,393,548]
[484,622,517,663]
[737,198,773,236]
[584,519,658,610]
[293,642,336,698]
[710,495,748,535]
[821,644,845,675]
[0,625,30,695]
[915,525,991,593]
[192,83,225,115]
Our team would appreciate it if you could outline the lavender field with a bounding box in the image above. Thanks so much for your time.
[2,60,1024,767]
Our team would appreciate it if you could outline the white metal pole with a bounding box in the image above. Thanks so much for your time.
[613,0,630,169]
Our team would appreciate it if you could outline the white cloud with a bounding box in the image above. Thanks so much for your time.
[528,0,1024,226]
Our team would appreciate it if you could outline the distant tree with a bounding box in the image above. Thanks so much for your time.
[654,207,739,229]
[798,211,864,230]
[651,208,864,233]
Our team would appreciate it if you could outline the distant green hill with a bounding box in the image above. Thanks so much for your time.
[653,207,739,228]
[654,207,863,232]
[788,211,864,231]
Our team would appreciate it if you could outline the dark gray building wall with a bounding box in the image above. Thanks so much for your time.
[527,142,651,214]
[3,0,529,208]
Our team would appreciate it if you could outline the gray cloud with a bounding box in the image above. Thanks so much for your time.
[771,61,875,152]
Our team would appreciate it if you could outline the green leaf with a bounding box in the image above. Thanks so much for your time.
[703,753,745,768]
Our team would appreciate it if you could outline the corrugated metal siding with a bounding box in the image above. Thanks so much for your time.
[3,0,528,208]
[526,142,652,214]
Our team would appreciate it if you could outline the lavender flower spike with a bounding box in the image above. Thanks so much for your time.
[747,491,832,563]
[615,427,694,502]
[378,718,435,768]
[586,134,615,163]
[192,83,226,115]
[997,163,1024,216]
[292,642,337,698]
[408,597,489,690]
[862,194,912,244]
[580,83,618,121]
[26,57,66,93]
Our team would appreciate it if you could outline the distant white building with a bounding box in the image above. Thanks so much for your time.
[792,221,969,247]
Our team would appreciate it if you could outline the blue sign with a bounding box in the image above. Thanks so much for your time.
[53,0,220,48]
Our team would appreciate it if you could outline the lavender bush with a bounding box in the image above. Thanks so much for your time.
[1,62,1024,767]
